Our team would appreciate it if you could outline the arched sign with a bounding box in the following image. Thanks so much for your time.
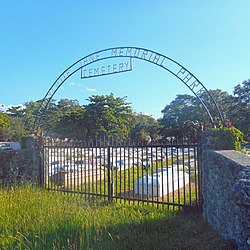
[34,47,224,132]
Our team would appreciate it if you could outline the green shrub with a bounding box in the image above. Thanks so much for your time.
[212,126,245,151]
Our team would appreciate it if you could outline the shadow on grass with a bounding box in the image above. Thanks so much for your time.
[7,211,237,250]
[97,212,237,250]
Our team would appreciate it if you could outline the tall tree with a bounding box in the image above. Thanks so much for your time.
[0,117,27,141]
[159,94,202,139]
[0,113,9,128]
[234,79,250,105]
[83,93,136,140]
[130,113,161,141]
[159,90,237,140]
[194,89,236,127]
[232,79,250,139]
[52,106,86,139]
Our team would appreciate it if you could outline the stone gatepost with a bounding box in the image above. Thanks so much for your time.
[0,136,42,186]
[201,130,250,249]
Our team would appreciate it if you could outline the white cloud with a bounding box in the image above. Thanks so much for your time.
[69,82,75,86]
[0,104,25,112]
[86,87,96,92]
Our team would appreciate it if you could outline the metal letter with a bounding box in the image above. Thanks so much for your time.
[149,52,156,62]
[84,57,88,65]
[124,62,129,70]
[95,52,100,60]
[126,48,132,56]
[119,63,124,71]
[113,64,117,72]
[134,48,140,57]
[141,50,148,59]
[183,73,193,83]
[153,54,161,64]
[196,87,204,96]
[102,66,105,75]
[90,54,95,62]
[107,65,111,73]
[177,67,186,76]
[119,48,124,56]
[89,68,93,77]
[160,57,165,66]
[82,69,87,78]
[94,68,99,76]
[188,80,200,90]
[111,49,117,56]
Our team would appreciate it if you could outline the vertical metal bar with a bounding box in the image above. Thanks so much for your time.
[42,138,45,188]
[150,144,153,206]
[46,139,49,190]
[98,146,101,197]
[47,139,50,190]
[166,145,169,209]
[161,146,164,209]
[87,142,90,199]
[182,142,186,206]
[132,145,135,204]
[171,138,175,210]
[156,146,159,207]
[84,146,87,201]
[66,142,69,192]
[107,146,112,203]
[55,142,58,190]
[177,143,180,209]
[70,141,73,191]
[90,144,93,195]
[197,136,203,208]
[194,143,198,205]
[141,146,144,205]
[80,146,83,193]
[74,141,76,193]
[103,146,106,199]
[38,137,44,188]
[113,144,117,202]
[187,143,192,205]
[72,141,74,190]
[128,144,131,205]
[95,146,97,199]
[137,145,140,206]
[111,146,114,202]
[119,146,122,203]
[123,145,126,203]
[53,139,56,192]
[50,139,52,191]
[58,141,62,190]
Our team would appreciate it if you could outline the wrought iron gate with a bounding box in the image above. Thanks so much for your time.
[42,138,202,210]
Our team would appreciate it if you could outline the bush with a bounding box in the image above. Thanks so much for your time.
[212,126,245,151]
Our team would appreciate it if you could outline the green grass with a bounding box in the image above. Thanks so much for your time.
[0,185,236,250]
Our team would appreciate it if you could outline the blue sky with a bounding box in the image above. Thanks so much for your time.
[0,0,249,118]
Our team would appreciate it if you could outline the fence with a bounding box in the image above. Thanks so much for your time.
[42,137,202,209]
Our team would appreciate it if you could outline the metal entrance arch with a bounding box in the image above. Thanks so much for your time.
[34,47,224,132]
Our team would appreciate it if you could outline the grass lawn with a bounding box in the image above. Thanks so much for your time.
[0,185,236,249]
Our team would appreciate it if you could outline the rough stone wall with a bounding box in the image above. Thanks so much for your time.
[202,131,250,250]
[0,137,41,186]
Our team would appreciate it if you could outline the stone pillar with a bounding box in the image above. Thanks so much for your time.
[0,136,42,186]
[201,130,235,151]
[201,130,250,249]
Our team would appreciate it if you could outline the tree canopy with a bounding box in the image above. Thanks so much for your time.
[1,78,249,142]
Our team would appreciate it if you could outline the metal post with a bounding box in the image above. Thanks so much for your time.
[37,136,44,187]
[107,146,113,203]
